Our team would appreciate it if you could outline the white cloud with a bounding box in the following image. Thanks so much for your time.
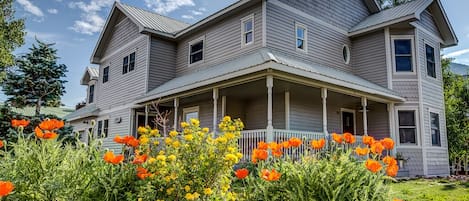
[144,0,195,15]
[17,0,44,17]
[47,8,58,14]
[68,0,115,35]
[198,7,206,12]
[181,15,194,19]
[26,29,59,42]
[444,49,469,58]
[191,10,202,15]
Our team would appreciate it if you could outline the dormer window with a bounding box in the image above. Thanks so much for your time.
[295,23,307,52]
[241,14,254,46]
[392,36,414,73]
[189,37,204,64]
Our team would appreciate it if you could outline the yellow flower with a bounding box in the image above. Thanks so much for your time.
[172,140,180,148]
[165,137,172,145]
[153,140,160,145]
[225,153,239,163]
[193,192,200,199]
[169,130,178,137]
[184,134,194,141]
[223,116,231,122]
[159,150,165,155]
[137,126,147,134]
[204,188,213,195]
[228,147,235,153]
[225,132,235,139]
[190,118,200,127]
[156,155,166,161]
[164,176,171,182]
[236,152,243,159]
[139,136,149,145]
[202,127,209,133]
[168,154,176,161]
[229,125,236,131]
[170,172,178,180]
[185,193,195,200]
[181,122,189,128]
[184,185,191,192]
[166,188,175,195]
[147,157,156,164]
[216,136,227,144]
[150,129,159,136]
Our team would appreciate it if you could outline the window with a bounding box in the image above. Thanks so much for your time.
[342,45,350,64]
[430,112,441,146]
[241,15,254,46]
[426,44,436,78]
[103,119,109,138]
[97,120,103,138]
[103,66,109,83]
[122,56,129,74]
[393,38,413,72]
[189,39,204,64]
[398,110,417,144]
[183,106,199,122]
[129,52,136,72]
[88,85,94,103]
[295,23,307,52]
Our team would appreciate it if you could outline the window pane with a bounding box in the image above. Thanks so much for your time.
[343,46,349,63]
[395,56,412,72]
[297,27,304,39]
[399,128,416,143]
[89,85,94,103]
[97,120,103,137]
[185,112,198,122]
[398,111,415,126]
[103,67,109,83]
[431,129,440,145]
[426,45,435,62]
[122,56,129,74]
[427,62,436,78]
[297,39,304,50]
[103,120,109,138]
[244,20,252,32]
[394,39,411,54]
[129,52,135,71]
[191,41,203,53]
[431,113,439,128]
[245,32,253,44]
[190,52,203,63]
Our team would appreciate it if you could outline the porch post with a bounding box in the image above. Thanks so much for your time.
[387,103,396,155]
[321,88,328,136]
[362,97,368,136]
[266,75,274,142]
[173,98,179,130]
[285,91,290,130]
[213,88,219,132]
[144,104,149,126]
[221,96,226,117]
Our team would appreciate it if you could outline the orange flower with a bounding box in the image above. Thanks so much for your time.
[363,135,375,146]
[103,151,124,165]
[382,156,397,166]
[257,141,269,150]
[251,149,268,163]
[343,133,356,144]
[386,164,399,177]
[393,199,403,201]
[132,153,148,165]
[136,167,152,179]
[0,181,14,197]
[235,168,249,179]
[365,159,382,173]
[39,119,64,131]
[355,146,369,156]
[380,138,395,150]
[114,136,126,144]
[126,138,140,147]
[261,169,281,181]
[281,141,291,149]
[311,138,326,150]
[11,119,29,128]
[332,133,343,144]
[115,136,140,147]
[272,150,283,158]
[288,137,302,147]
[34,127,58,139]
[269,142,283,152]
[370,142,384,155]
[0,140,3,148]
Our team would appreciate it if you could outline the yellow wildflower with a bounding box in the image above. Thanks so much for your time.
[184,134,194,141]
[150,129,159,136]
[185,193,195,200]
[156,155,166,161]
[170,172,178,180]
[153,140,160,145]
[193,192,200,199]
[172,140,180,148]
[165,137,172,145]
[169,130,178,137]
[204,188,213,195]
[228,147,235,153]
[168,154,176,161]
[225,132,235,139]
[229,125,236,131]
[202,127,209,133]
[190,118,200,127]
[166,188,174,195]
[225,154,239,163]
[164,176,171,182]
[181,122,189,128]
[147,157,156,164]
[139,136,149,145]
[223,116,231,122]
[216,136,227,144]
[137,126,147,134]
[236,152,243,159]
[184,185,191,192]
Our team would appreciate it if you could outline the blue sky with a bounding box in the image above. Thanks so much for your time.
[2,0,468,108]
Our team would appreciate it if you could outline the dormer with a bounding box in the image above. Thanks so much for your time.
[80,67,99,104]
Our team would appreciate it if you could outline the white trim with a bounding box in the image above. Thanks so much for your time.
[342,44,351,65]
[173,98,179,130]
[428,108,442,147]
[221,96,226,117]
[128,108,134,136]
[391,35,417,75]
[395,106,421,148]
[213,88,219,132]
[188,35,205,66]
[321,88,328,135]
[240,13,254,47]
[361,97,368,136]
[384,27,393,89]
[340,108,357,135]
[182,106,199,122]
[262,0,266,47]
[266,75,274,142]
[392,78,418,82]
[423,43,438,80]
[350,14,416,36]
[99,103,139,116]
[295,22,308,53]
[415,29,427,175]
[145,35,150,93]
[388,103,396,155]
[135,111,157,127]
[285,91,290,130]
[99,35,146,63]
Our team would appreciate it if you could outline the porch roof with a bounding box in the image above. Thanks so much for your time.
[139,48,405,104]
[63,104,99,122]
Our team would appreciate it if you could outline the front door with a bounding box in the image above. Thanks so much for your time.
[342,111,355,134]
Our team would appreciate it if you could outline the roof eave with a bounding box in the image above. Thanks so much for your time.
[349,14,416,37]
[89,2,119,64]
[434,0,458,48]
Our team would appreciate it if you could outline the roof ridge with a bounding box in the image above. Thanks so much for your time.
[118,2,190,26]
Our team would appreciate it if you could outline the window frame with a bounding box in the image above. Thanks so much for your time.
[425,44,437,79]
[129,52,136,72]
[429,110,441,146]
[295,22,308,53]
[241,14,254,47]
[122,56,129,74]
[97,120,103,138]
[391,35,416,75]
[188,36,205,65]
[103,119,109,138]
[182,106,199,123]
[103,66,109,83]
[340,108,356,135]
[88,84,94,104]
[342,44,351,64]
[395,107,420,146]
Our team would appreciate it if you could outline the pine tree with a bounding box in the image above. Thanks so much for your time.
[0,0,25,81]
[2,40,67,116]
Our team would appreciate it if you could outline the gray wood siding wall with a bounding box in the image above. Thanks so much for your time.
[266,2,353,73]
[352,30,388,87]
[289,90,322,132]
[103,17,140,56]
[418,9,441,38]
[392,80,419,102]
[427,149,450,176]
[397,148,424,176]
[177,100,214,130]
[245,97,267,130]
[175,4,263,76]
[148,37,177,91]
[367,103,389,140]
[100,108,131,153]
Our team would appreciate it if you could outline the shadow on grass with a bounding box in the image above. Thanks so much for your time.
[461,182,469,188]
[441,184,457,191]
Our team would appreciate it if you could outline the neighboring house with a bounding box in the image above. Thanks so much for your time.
[449,63,469,77]
[64,0,457,177]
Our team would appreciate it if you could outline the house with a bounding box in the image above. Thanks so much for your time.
[64,0,457,177]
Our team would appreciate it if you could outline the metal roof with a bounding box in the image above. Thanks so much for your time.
[9,106,74,119]
[140,48,404,103]
[80,67,99,85]
[63,104,99,121]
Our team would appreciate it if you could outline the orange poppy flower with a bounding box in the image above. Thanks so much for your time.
[261,169,281,181]
[34,127,58,139]
[288,137,302,147]
[281,141,291,149]
[251,149,268,163]
[332,133,343,144]
[355,146,370,156]
[363,136,375,146]
[365,159,382,173]
[114,136,126,144]
[0,181,14,197]
[269,142,283,152]
[103,151,124,165]
[136,167,152,179]
[235,168,249,179]
[0,140,3,148]
[272,150,283,158]
[370,142,384,155]
[116,136,140,147]
[343,133,356,144]
[132,153,148,165]
[11,119,29,128]
[311,138,326,150]
[393,199,403,201]
[257,141,269,150]
[380,138,395,150]
[386,164,399,177]
[39,119,64,131]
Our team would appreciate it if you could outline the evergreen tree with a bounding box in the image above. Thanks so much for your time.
[2,40,67,116]
[0,0,25,81]
[377,0,413,9]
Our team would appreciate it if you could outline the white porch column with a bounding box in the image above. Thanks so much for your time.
[221,96,226,117]
[266,75,274,142]
[362,97,368,136]
[285,91,290,130]
[213,88,219,132]
[173,98,179,130]
[387,103,396,155]
[321,88,328,136]
[144,104,149,126]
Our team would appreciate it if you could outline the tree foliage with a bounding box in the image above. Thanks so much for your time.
[2,40,67,116]
[377,0,414,9]
[0,0,25,81]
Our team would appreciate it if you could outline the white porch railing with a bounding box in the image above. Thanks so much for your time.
[239,129,267,161]
[273,129,326,159]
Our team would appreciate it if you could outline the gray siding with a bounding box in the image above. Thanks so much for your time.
[419,9,441,38]
[245,97,267,130]
[148,37,177,91]
[101,108,131,153]
[290,90,322,132]
[367,103,389,140]
[397,148,424,176]
[266,2,352,73]
[427,149,450,176]
[392,80,419,102]
[69,117,96,143]
[103,17,140,56]
[175,4,263,76]
[352,30,388,87]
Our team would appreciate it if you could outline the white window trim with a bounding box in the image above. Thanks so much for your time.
[395,106,420,147]
[340,108,356,135]
[391,35,416,75]
[241,13,254,47]
[188,36,205,66]
[342,44,351,64]
[424,43,438,81]
[428,108,442,147]
[295,22,308,53]
[182,106,200,122]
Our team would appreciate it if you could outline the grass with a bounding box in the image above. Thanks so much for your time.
[390,179,469,201]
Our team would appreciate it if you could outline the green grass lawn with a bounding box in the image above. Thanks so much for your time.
[390,179,469,201]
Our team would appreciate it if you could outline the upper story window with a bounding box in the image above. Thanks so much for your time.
[103,66,109,83]
[398,110,417,144]
[295,23,307,52]
[342,45,351,64]
[241,14,254,46]
[392,37,414,73]
[129,52,136,71]
[430,112,441,146]
[88,85,94,104]
[122,52,136,74]
[97,120,103,137]
[426,44,436,78]
[189,37,204,64]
